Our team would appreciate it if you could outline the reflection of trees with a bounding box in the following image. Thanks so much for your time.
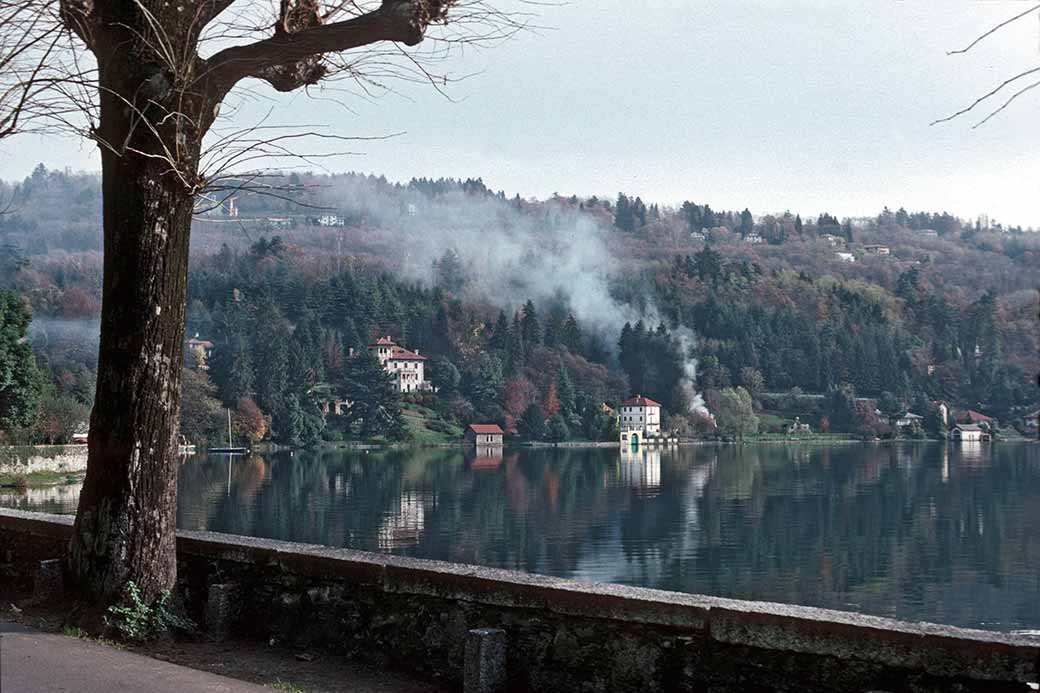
[164,442,1040,631]
[680,443,1040,630]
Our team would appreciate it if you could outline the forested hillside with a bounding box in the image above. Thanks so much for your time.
[1,164,1036,445]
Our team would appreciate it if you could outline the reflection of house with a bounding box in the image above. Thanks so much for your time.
[950,424,991,442]
[617,447,661,494]
[470,445,504,469]
[466,424,504,447]
[377,492,433,551]
[619,394,661,445]
[864,244,890,256]
[369,336,432,393]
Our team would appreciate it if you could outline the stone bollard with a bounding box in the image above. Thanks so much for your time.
[206,583,237,641]
[464,627,506,693]
[33,559,63,602]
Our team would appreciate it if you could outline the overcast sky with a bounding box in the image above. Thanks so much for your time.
[1,1,1037,226]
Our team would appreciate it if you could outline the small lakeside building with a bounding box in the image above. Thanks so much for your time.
[466,424,504,447]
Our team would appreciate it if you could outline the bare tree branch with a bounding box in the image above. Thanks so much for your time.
[930,65,1040,125]
[948,3,1040,55]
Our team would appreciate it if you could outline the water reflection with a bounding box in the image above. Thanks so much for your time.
[3,442,1038,633]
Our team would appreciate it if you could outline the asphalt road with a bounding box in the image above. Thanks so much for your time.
[0,622,267,692]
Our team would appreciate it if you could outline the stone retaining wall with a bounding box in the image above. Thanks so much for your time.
[0,446,88,476]
[1,508,1037,692]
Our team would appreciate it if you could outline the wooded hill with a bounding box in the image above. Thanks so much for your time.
[0,164,1036,445]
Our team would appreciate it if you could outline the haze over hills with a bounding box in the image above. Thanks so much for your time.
[1,164,1037,446]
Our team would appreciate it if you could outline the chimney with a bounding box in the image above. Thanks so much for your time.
[414,349,419,355]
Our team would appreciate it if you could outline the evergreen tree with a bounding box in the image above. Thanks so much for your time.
[546,413,571,442]
[339,350,407,440]
[561,314,582,352]
[488,310,510,352]
[739,208,754,236]
[517,403,546,441]
[507,311,525,374]
[520,300,541,356]
[0,291,44,432]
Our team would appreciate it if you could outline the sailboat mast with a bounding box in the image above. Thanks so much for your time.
[227,408,232,448]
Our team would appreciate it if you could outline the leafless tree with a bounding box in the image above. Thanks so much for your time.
[0,0,525,607]
[933,3,1040,128]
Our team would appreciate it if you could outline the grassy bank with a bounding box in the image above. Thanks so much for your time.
[0,470,85,488]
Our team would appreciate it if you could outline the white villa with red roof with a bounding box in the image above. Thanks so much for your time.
[368,336,432,393]
[619,394,662,445]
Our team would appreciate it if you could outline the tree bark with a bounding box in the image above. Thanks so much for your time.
[67,56,203,604]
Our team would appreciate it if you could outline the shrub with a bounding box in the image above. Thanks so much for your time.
[105,581,193,641]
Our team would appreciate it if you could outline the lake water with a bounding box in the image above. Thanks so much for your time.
[3,442,1038,633]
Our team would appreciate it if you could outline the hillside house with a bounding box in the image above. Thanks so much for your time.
[919,229,939,238]
[864,244,890,256]
[894,412,923,429]
[466,424,504,447]
[186,335,214,369]
[835,252,856,263]
[820,234,845,247]
[950,424,990,442]
[744,233,765,244]
[787,417,811,434]
[957,410,994,427]
[368,336,432,393]
[689,231,706,241]
[317,214,344,227]
[619,394,662,445]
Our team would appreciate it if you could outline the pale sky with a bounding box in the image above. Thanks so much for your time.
[1,1,1038,226]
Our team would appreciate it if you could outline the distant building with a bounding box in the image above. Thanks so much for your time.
[950,424,990,442]
[1023,409,1039,433]
[820,234,845,247]
[744,233,765,244]
[689,230,706,242]
[835,252,856,263]
[266,217,292,228]
[466,424,504,447]
[787,417,811,434]
[317,214,344,227]
[619,394,662,445]
[957,409,994,426]
[894,412,923,429]
[186,335,214,369]
[919,229,939,238]
[223,197,238,217]
[368,336,432,393]
[864,244,890,256]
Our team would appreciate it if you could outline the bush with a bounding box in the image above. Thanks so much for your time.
[105,581,193,641]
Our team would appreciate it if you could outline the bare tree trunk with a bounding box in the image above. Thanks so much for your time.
[68,65,201,604]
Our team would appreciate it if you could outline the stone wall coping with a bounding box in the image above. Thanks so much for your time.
[4,507,1038,682]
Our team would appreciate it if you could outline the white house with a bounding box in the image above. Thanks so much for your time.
[744,233,765,244]
[835,252,856,263]
[317,214,344,227]
[950,424,990,442]
[864,244,890,256]
[619,394,662,445]
[895,412,923,429]
[368,336,432,393]
[820,234,845,247]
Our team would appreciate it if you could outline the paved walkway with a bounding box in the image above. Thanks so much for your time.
[1,622,266,692]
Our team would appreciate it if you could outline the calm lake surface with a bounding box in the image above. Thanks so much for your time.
[4,442,1038,633]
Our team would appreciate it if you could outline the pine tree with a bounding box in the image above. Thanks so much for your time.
[517,403,546,441]
[489,310,510,352]
[339,350,406,440]
[507,311,525,374]
[0,291,44,431]
[520,300,541,356]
